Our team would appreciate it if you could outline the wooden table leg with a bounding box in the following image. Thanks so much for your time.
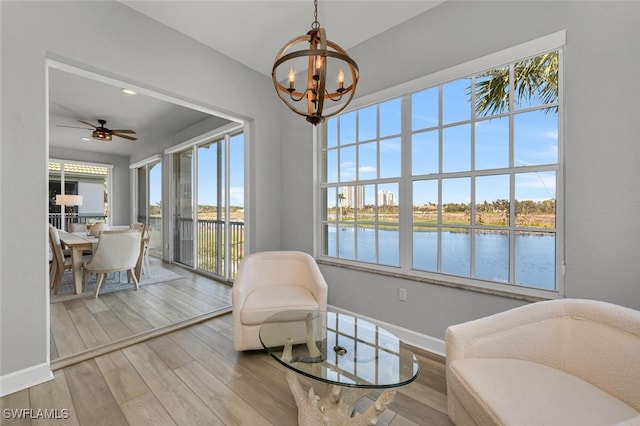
[70,247,85,294]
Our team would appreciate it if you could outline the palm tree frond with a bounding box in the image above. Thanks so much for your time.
[468,52,558,117]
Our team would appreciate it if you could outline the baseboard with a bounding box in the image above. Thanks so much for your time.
[328,305,446,357]
[0,362,53,397]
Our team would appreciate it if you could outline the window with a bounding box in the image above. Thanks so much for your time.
[319,34,563,298]
[48,160,112,230]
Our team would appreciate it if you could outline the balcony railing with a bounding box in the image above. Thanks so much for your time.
[48,213,108,230]
[174,217,244,280]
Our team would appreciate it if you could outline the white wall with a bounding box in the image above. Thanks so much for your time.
[0,0,283,392]
[281,1,640,341]
[78,182,105,217]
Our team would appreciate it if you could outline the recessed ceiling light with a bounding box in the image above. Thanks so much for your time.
[81,137,91,141]
[121,88,137,95]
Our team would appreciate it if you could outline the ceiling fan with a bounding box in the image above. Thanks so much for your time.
[56,119,137,141]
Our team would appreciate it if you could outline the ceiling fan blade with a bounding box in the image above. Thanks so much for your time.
[113,132,138,141]
[56,124,94,130]
[78,120,98,129]
[110,129,136,134]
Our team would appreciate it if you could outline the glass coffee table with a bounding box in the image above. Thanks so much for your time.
[259,310,419,425]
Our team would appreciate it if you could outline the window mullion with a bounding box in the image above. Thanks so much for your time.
[508,64,516,284]
[399,94,413,274]
[437,85,443,273]
[470,75,477,279]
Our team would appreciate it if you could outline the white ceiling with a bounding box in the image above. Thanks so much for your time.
[49,68,217,156]
[50,1,442,156]
[121,1,443,76]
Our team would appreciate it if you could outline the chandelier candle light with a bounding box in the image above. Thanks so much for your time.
[272,0,359,125]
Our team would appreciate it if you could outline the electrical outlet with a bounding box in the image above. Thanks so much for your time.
[398,288,407,301]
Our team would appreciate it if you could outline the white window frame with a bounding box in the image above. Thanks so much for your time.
[316,31,565,300]
[50,158,114,225]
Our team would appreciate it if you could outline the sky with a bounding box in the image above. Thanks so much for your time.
[196,133,245,207]
[147,134,245,208]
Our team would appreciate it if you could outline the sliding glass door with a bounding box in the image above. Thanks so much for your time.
[174,151,194,267]
[172,130,244,280]
[135,159,163,257]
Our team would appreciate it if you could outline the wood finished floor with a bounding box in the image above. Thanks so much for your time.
[9,258,450,425]
[2,313,451,425]
[50,257,232,361]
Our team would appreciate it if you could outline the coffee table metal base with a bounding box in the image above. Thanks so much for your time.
[286,371,396,426]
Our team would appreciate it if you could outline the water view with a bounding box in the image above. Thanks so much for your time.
[327,227,556,290]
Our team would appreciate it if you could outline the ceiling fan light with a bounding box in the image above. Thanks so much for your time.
[92,130,112,141]
[121,88,137,95]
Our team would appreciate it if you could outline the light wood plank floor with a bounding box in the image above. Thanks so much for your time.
[2,313,452,425]
[50,257,232,361]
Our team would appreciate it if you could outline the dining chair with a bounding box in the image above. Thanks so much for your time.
[89,222,108,237]
[48,224,74,294]
[69,223,87,233]
[141,225,153,277]
[83,230,142,298]
[130,222,144,232]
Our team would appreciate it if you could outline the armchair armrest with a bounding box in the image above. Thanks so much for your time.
[446,301,566,365]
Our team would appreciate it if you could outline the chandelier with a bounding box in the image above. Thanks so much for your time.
[272,0,359,125]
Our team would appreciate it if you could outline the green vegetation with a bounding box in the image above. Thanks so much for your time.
[149,201,161,217]
[197,205,245,221]
[472,51,558,117]
[327,198,555,229]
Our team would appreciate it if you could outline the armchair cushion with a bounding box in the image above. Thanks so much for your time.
[449,358,638,426]
[241,286,321,325]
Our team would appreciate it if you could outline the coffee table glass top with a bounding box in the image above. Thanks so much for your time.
[259,310,419,389]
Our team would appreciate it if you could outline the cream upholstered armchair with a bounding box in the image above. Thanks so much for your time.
[232,251,328,351]
[446,299,640,426]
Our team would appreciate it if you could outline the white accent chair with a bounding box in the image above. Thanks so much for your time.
[446,299,640,426]
[83,230,142,298]
[232,251,328,351]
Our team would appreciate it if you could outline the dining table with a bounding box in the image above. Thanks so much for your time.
[58,229,148,294]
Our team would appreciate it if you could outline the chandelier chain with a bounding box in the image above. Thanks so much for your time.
[311,0,320,29]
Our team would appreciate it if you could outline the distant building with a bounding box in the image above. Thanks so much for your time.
[341,185,364,208]
[378,189,397,206]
